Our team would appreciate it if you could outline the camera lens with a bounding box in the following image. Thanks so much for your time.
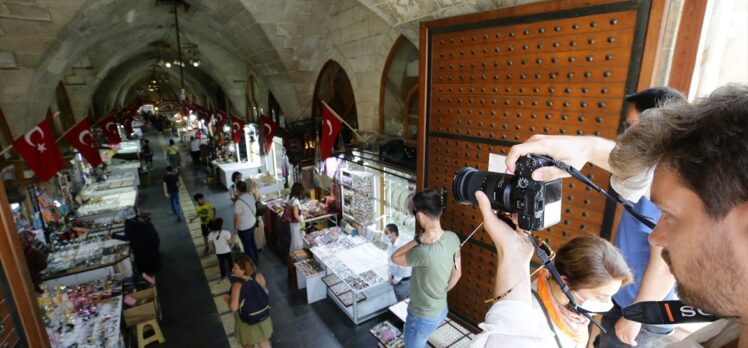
[452,167,515,211]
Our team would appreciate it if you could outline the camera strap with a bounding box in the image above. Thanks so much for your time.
[527,232,607,333]
[605,300,720,324]
[547,158,657,229]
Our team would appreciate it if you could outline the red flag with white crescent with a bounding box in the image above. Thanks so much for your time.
[259,114,278,154]
[64,118,102,168]
[230,115,245,143]
[214,110,227,129]
[13,117,65,181]
[320,102,342,161]
[99,112,121,145]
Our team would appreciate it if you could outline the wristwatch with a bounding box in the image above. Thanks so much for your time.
[414,233,422,245]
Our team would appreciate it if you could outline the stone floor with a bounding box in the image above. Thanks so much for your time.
[140,130,392,347]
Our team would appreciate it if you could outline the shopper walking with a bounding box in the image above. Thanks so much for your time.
[141,139,153,171]
[233,181,259,264]
[285,183,305,255]
[247,179,267,250]
[385,224,412,302]
[208,218,233,280]
[166,139,181,168]
[189,136,201,167]
[189,193,216,254]
[229,171,242,202]
[226,255,273,348]
[163,165,182,221]
[391,189,462,348]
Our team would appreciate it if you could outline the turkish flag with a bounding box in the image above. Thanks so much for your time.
[99,112,121,145]
[64,118,102,168]
[259,115,278,154]
[230,115,245,143]
[122,116,134,136]
[13,117,65,181]
[214,110,227,129]
[320,102,343,160]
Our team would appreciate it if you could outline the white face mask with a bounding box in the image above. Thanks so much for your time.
[574,292,614,313]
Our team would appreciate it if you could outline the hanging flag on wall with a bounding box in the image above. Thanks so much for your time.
[99,112,121,145]
[259,114,278,153]
[214,110,227,129]
[320,102,343,161]
[13,116,65,181]
[64,118,102,168]
[230,115,245,143]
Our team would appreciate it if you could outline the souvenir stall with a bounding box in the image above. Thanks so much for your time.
[211,123,264,188]
[310,234,397,324]
[37,276,125,348]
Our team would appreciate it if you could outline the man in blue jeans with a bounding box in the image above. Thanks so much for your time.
[392,189,462,347]
[232,181,259,265]
[163,166,182,221]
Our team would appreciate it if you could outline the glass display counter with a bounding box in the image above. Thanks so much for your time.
[311,236,396,324]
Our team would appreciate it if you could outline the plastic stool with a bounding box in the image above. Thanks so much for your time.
[136,319,165,348]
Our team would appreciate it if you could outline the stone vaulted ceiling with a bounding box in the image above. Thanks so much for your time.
[0,0,535,138]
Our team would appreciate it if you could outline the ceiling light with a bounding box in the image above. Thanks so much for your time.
[165,62,172,68]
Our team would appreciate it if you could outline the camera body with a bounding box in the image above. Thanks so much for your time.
[452,155,562,231]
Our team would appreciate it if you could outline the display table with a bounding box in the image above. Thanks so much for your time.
[43,239,132,286]
[295,259,326,304]
[77,190,137,219]
[38,278,124,348]
[78,176,138,199]
[250,174,285,196]
[212,160,262,188]
[311,236,396,324]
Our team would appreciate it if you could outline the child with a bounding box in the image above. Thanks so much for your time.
[190,193,216,254]
[208,218,233,279]
[226,255,273,348]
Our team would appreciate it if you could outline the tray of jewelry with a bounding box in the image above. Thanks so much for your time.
[322,274,342,287]
[337,290,366,307]
[358,270,385,286]
[370,320,404,348]
[329,282,350,296]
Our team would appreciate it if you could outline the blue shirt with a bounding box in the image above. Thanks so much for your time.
[613,197,678,307]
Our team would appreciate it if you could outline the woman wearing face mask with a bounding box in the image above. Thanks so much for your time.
[531,235,633,348]
[470,193,633,348]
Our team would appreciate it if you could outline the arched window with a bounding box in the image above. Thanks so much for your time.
[379,36,419,142]
[312,60,357,147]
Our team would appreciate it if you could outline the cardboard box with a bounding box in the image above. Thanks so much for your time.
[123,287,159,327]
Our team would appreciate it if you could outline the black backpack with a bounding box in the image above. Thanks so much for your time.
[238,274,270,324]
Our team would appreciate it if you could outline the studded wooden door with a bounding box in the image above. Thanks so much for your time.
[417,0,655,328]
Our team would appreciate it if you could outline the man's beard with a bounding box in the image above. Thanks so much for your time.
[661,239,741,318]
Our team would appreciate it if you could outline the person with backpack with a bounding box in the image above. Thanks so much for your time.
[227,255,272,348]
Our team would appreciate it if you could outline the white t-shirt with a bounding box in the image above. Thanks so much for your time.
[234,193,257,231]
[471,300,557,347]
[209,230,232,254]
[288,198,301,224]
[387,237,412,283]
[190,139,200,152]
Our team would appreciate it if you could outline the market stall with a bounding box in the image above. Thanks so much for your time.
[311,234,397,324]
[212,159,262,188]
[37,277,125,348]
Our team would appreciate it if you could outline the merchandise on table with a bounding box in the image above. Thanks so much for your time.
[336,290,366,307]
[76,191,137,217]
[322,274,341,287]
[370,321,404,348]
[38,276,124,348]
[303,226,342,247]
[43,239,130,279]
[295,259,323,276]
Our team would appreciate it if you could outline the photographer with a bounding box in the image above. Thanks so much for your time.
[391,189,462,348]
[470,206,633,348]
[597,87,685,348]
[496,85,747,348]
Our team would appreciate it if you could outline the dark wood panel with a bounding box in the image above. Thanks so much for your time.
[419,0,653,330]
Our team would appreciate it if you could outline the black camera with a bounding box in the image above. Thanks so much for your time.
[452,155,562,231]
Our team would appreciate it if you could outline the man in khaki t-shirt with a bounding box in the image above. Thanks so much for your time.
[392,189,462,348]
